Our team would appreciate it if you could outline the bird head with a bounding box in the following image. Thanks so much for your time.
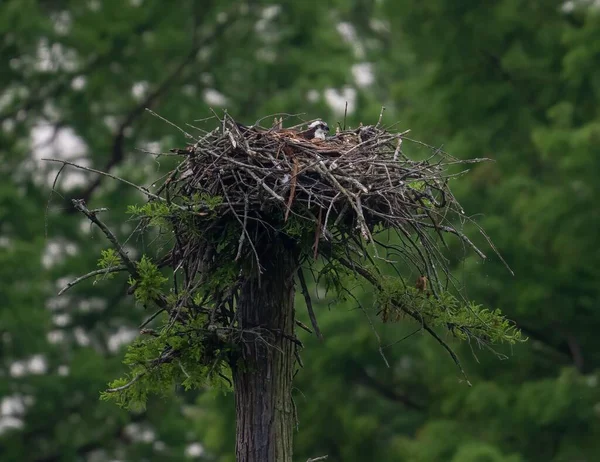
[308,120,330,140]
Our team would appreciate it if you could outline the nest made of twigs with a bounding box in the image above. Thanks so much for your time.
[151,112,491,295]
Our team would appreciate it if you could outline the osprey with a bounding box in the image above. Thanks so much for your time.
[299,120,330,140]
[234,119,330,141]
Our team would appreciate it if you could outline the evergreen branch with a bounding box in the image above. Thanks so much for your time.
[336,257,471,385]
[105,373,144,393]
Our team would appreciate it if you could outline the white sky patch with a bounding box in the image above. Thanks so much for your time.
[56,277,72,289]
[71,76,86,91]
[41,239,78,269]
[47,330,66,344]
[79,297,107,313]
[123,244,139,263]
[46,295,71,311]
[324,87,357,116]
[31,124,88,161]
[130,0,143,6]
[53,313,71,327]
[9,362,27,378]
[28,355,48,374]
[0,417,23,435]
[2,119,15,133]
[561,0,600,12]
[9,356,47,377]
[74,327,91,347]
[0,91,14,112]
[58,365,69,376]
[79,219,93,235]
[217,11,229,24]
[108,327,137,353]
[336,22,365,59]
[306,90,320,103]
[2,395,27,416]
[0,395,33,436]
[88,0,101,12]
[124,423,156,443]
[197,46,212,62]
[35,38,79,73]
[51,11,72,36]
[30,124,90,190]
[154,441,166,451]
[369,18,390,34]
[42,102,62,123]
[203,89,228,107]
[352,63,374,87]
[185,443,205,458]
[103,115,119,132]
[142,141,161,154]
[256,5,281,38]
[131,81,149,101]
[262,4,281,21]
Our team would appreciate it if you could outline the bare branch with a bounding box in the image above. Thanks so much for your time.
[58,265,128,296]
[71,199,138,277]
[297,267,323,341]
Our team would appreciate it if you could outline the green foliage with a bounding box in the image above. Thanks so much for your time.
[128,255,169,305]
[127,201,175,228]
[316,259,356,302]
[101,315,232,411]
[185,192,223,212]
[95,248,121,280]
[377,278,524,346]
[282,215,313,239]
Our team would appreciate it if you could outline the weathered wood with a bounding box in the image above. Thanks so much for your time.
[233,244,296,462]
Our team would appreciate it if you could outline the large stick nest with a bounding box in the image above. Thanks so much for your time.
[48,112,519,395]
[160,113,487,293]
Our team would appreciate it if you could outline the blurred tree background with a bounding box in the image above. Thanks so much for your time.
[1,0,599,461]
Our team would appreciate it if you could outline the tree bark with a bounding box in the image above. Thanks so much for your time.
[233,244,296,462]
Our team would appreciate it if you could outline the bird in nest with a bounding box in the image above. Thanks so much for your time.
[271,118,330,141]
[298,120,330,140]
[235,119,330,141]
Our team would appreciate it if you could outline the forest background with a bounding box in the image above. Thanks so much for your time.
[1,0,599,461]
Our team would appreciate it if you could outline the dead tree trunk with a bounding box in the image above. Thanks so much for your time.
[233,244,296,462]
